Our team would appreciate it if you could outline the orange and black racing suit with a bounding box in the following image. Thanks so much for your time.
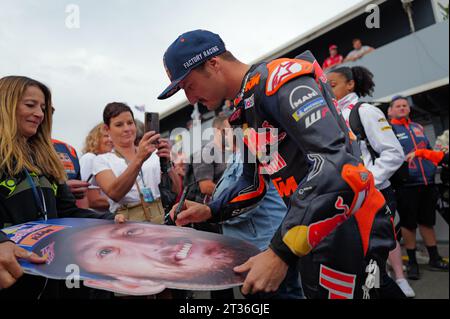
[207,51,396,299]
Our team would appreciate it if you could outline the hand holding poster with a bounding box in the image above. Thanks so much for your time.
[2,218,260,295]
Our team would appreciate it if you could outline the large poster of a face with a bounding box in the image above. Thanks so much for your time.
[2,218,260,295]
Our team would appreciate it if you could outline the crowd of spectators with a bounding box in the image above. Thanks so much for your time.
[0,51,447,299]
[322,38,375,71]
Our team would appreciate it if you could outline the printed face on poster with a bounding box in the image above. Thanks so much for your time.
[2,218,260,295]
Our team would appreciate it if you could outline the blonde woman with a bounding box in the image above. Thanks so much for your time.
[80,123,113,212]
[0,76,124,298]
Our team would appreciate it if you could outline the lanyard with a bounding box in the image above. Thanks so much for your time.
[114,149,148,189]
[24,170,48,221]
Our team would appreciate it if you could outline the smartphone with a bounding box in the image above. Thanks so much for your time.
[144,112,160,134]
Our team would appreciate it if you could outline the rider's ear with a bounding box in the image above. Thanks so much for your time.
[207,57,221,73]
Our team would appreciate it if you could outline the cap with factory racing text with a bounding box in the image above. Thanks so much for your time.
[158,30,226,100]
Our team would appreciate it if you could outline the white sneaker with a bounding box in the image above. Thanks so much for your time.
[396,278,416,298]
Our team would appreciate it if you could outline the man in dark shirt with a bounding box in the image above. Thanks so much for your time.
[193,115,231,203]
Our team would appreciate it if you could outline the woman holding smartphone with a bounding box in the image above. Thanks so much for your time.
[93,103,181,220]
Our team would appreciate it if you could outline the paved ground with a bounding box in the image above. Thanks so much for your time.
[193,243,449,300]
[402,243,449,299]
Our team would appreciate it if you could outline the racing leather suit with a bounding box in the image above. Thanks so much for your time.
[207,51,396,299]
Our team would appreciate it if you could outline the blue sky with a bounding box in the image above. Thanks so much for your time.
[0,0,363,150]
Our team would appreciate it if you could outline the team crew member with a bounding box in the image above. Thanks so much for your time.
[52,139,80,180]
[327,66,413,298]
[408,147,449,224]
[158,30,395,299]
[389,96,449,279]
[52,138,90,209]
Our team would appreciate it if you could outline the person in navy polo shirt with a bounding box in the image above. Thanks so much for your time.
[389,96,449,280]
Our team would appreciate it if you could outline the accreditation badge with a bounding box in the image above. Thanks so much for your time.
[141,187,155,203]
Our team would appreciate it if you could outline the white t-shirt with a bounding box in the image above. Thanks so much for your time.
[338,93,405,190]
[346,46,373,60]
[80,152,111,213]
[93,151,161,213]
[80,152,100,188]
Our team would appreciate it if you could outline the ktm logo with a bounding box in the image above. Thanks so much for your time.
[273,176,298,198]
[245,73,261,93]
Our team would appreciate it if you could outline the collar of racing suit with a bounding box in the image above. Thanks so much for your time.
[390,117,411,126]
[233,64,260,106]
[338,92,359,112]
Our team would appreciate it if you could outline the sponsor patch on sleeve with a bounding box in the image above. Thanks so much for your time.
[265,59,314,96]
[289,85,320,110]
[244,94,255,109]
[292,97,325,122]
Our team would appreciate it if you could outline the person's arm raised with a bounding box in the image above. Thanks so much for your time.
[96,132,160,202]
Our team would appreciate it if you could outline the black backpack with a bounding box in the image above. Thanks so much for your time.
[349,102,380,164]
[349,102,409,187]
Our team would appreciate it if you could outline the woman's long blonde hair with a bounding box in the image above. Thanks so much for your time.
[82,123,106,155]
[0,76,66,181]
